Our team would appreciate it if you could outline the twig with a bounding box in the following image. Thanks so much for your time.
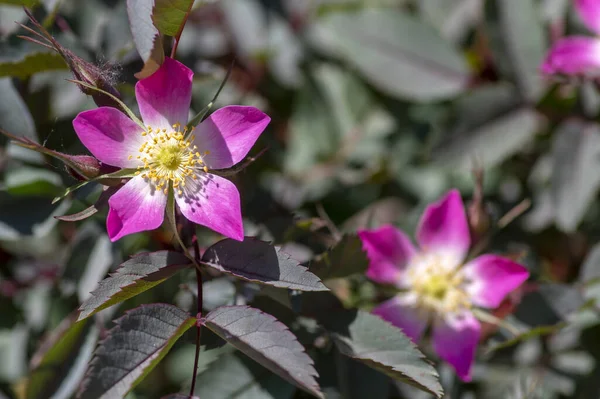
[170,0,195,59]
[189,224,203,396]
[497,198,532,228]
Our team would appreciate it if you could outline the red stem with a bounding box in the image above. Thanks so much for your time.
[170,1,194,59]
[189,230,203,396]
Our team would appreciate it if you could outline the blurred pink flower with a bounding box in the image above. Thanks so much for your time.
[358,190,529,381]
[72,57,270,242]
[542,0,600,76]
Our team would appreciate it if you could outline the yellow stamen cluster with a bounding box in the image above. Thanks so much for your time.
[407,254,471,314]
[131,123,210,195]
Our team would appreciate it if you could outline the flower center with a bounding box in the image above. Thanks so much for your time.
[130,124,210,195]
[407,253,471,314]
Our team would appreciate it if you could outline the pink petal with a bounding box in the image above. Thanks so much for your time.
[372,294,430,343]
[193,106,271,170]
[576,0,600,35]
[106,176,167,241]
[541,37,600,76]
[358,225,416,286]
[175,173,244,241]
[416,189,470,263]
[432,312,480,382]
[461,255,529,309]
[72,107,145,168]
[135,57,193,130]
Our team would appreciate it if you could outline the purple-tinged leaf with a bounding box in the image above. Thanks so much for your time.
[324,309,443,398]
[56,186,118,222]
[77,251,191,321]
[78,304,195,399]
[201,305,323,398]
[127,0,164,79]
[27,313,98,399]
[201,238,328,292]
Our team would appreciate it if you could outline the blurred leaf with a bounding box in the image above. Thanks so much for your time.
[418,0,481,43]
[284,74,336,175]
[0,192,69,240]
[0,324,28,382]
[311,8,470,101]
[78,251,191,321]
[202,278,236,311]
[310,235,368,280]
[432,85,539,172]
[78,304,195,399]
[323,310,443,398]
[538,283,586,320]
[201,238,328,291]
[580,243,600,283]
[0,43,66,79]
[485,0,547,101]
[5,167,62,197]
[201,305,323,398]
[77,234,113,303]
[27,315,98,399]
[152,0,194,36]
[0,77,37,141]
[127,0,164,79]
[551,119,600,232]
[194,351,295,399]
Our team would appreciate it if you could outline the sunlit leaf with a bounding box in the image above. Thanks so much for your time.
[78,251,191,321]
[201,305,323,398]
[78,304,195,399]
[201,238,328,292]
[324,309,443,398]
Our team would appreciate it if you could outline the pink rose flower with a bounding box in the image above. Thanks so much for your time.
[358,190,529,381]
[72,58,270,242]
[542,0,600,76]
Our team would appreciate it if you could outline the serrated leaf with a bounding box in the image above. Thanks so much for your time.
[78,251,191,321]
[153,0,194,36]
[27,314,98,399]
[201,238,328,292]
[202,305,323,398]
[0,44,66,79]
[310,235,368,279]
[127,0,164,79]
[311,9,469,101]
[78,304,195,399]
[324,310,443,398]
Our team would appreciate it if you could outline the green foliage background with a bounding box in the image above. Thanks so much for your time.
[1,0,600,398]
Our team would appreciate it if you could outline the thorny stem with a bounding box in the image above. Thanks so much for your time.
[189,224,203,396]
[170,0,194,59]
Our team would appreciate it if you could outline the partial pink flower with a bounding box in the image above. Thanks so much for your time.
[73,57,270,242]
[358,190,529,382]
[541,0,600,76]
